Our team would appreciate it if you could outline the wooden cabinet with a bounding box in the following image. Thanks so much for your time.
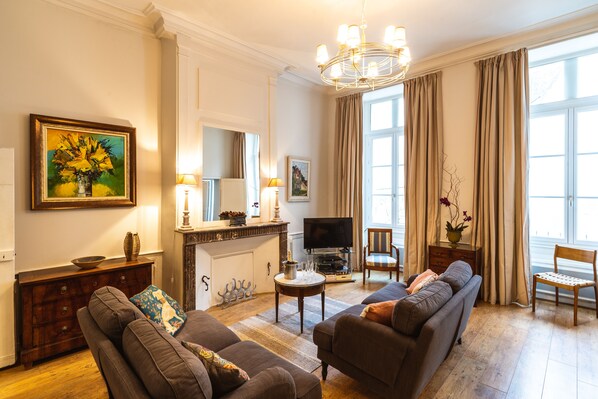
[428,242,482,276]
[16,257,153,368]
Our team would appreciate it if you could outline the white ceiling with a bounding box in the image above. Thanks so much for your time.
[108,0,598,83]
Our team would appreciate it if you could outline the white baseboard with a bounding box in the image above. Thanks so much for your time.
[534,288,596,309]
[0,353,16,369]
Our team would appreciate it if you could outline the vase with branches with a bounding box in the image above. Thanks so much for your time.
[439,163,472,244]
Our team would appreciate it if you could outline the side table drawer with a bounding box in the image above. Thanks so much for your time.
[32,318,82,348]
[32,296,87,325]
[32,280,83,304]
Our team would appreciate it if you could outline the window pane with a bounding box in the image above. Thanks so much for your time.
[530,61,565,105]
[529,197,565,239]
[529,156,564,196]
[577,154,598,197]
[371,101,393,130]
[397,97,404,127]
[577,53,598,98]
[397,194,405,225]
[397,165,404,190]
[398,134,404,164]
[372,166,392,194]
[530,114,565,156]
[577,109,598,153]
[577,198,598,242]
[371,196,392,224]
[372,136,392,166]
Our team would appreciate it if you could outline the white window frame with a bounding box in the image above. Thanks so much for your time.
[530,47,598,270]
[363,89,405,244]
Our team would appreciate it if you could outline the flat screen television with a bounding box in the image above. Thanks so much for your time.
[303,217,353,250]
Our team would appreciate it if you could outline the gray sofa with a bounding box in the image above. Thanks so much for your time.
[313,261,481,399]
[77,286,322,399]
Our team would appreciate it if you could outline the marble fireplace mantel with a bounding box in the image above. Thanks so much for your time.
[176,222,289,310]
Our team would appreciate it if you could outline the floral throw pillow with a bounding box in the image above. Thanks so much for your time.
[129,285,187,336]
[182,341,250,396]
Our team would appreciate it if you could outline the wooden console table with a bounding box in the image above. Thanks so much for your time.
[16,257,153,368]
[428,242,482,276]
[177,222,289,311]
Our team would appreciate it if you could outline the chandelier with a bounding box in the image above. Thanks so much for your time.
[316,0,411,91]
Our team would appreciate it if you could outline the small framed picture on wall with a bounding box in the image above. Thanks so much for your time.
[287,156,310,202]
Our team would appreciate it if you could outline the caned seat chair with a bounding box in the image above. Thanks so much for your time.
[363,228,400,285]
[532,245,598,326]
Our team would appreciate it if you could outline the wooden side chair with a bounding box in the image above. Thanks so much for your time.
[363,228,400,285]
[532,245,598,326]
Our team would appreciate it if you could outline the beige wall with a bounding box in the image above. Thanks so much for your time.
[276,77,330,235]
[0,1,163,274]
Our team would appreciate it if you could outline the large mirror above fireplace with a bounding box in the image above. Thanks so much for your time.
[202,126,260,221]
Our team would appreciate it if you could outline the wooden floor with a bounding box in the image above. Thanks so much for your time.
[1,272,597,398]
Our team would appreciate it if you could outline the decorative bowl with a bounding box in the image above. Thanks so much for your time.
[71,256,106,269]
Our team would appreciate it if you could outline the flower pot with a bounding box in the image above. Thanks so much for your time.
[446,230,462,245]
[229,216,246,226]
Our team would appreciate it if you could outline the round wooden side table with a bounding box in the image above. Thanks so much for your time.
[274,271,326,333]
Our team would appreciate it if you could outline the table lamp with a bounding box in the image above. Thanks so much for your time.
[177,174,197,230]
[267,177,284,222]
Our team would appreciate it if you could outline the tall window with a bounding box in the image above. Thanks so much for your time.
[363,86,405,239]
[529,33,598,263]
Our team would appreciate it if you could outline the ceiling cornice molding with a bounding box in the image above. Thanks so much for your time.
[45,0,155,36]
[145,3,294,75]
[406,6,598,80]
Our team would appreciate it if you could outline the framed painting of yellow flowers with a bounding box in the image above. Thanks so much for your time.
[30,114,136,210]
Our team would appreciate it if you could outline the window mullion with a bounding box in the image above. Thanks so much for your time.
[567,108,575,243]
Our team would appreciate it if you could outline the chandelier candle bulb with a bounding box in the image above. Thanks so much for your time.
[316,44,329,65]
[393,27,406,47]
[384,25,396,44]
[347,25,360,48]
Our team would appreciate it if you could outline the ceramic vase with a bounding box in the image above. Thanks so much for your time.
[446,230,462,246]
[124,232,140,261]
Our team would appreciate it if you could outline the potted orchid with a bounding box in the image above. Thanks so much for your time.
[439,165,472,245]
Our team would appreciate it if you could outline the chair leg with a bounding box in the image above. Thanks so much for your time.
[595,285,598,318]
[574,287,579,326]
[362,267,366,285]
[555,287,559,307]
[389,271,392,280]
[368,270,371,278]
[532,276,537,312]
[321,362,328,380]
[396,267,399,282]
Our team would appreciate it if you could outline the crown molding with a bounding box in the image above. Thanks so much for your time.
[45,0,155,36]
[406,5,598,79]
[145,3,294,75]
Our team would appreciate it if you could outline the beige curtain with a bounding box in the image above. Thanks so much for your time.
[472,49,530,306]
[334,93,364,271]
[404,72,444,277]
[233,132,246,179]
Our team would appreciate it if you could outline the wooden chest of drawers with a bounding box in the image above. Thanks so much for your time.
[428,242,482,276]
[16,257,153,368]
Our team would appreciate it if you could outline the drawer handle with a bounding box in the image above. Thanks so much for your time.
[61,306,68,314]
[60,286,68,294]
[61,325,68,334]
[92,280,98,287]
[120,275,126,282]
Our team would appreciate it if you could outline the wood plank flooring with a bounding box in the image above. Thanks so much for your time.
[0,272,596,398]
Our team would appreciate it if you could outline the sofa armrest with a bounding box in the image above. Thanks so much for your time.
[332,314,416,386]
[220,367,296,399]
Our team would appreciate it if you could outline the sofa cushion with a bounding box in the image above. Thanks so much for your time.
[360,300,399,326]
[361,282,408,304]
[129,285,187,335]
[122,318,212,399]
[438,260,473,294]
[219,340,322,399]
[313,304,365,352]
[175,310,241,351]
[182,341,249,396]
[406,270,437,294]
[88,286,145,348]
[391,281,452,336]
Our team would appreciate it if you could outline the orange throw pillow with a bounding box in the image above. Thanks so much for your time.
[406,269,438,294]
[360,299,399,326]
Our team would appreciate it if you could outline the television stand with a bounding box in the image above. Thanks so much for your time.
[306,248,354,283]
